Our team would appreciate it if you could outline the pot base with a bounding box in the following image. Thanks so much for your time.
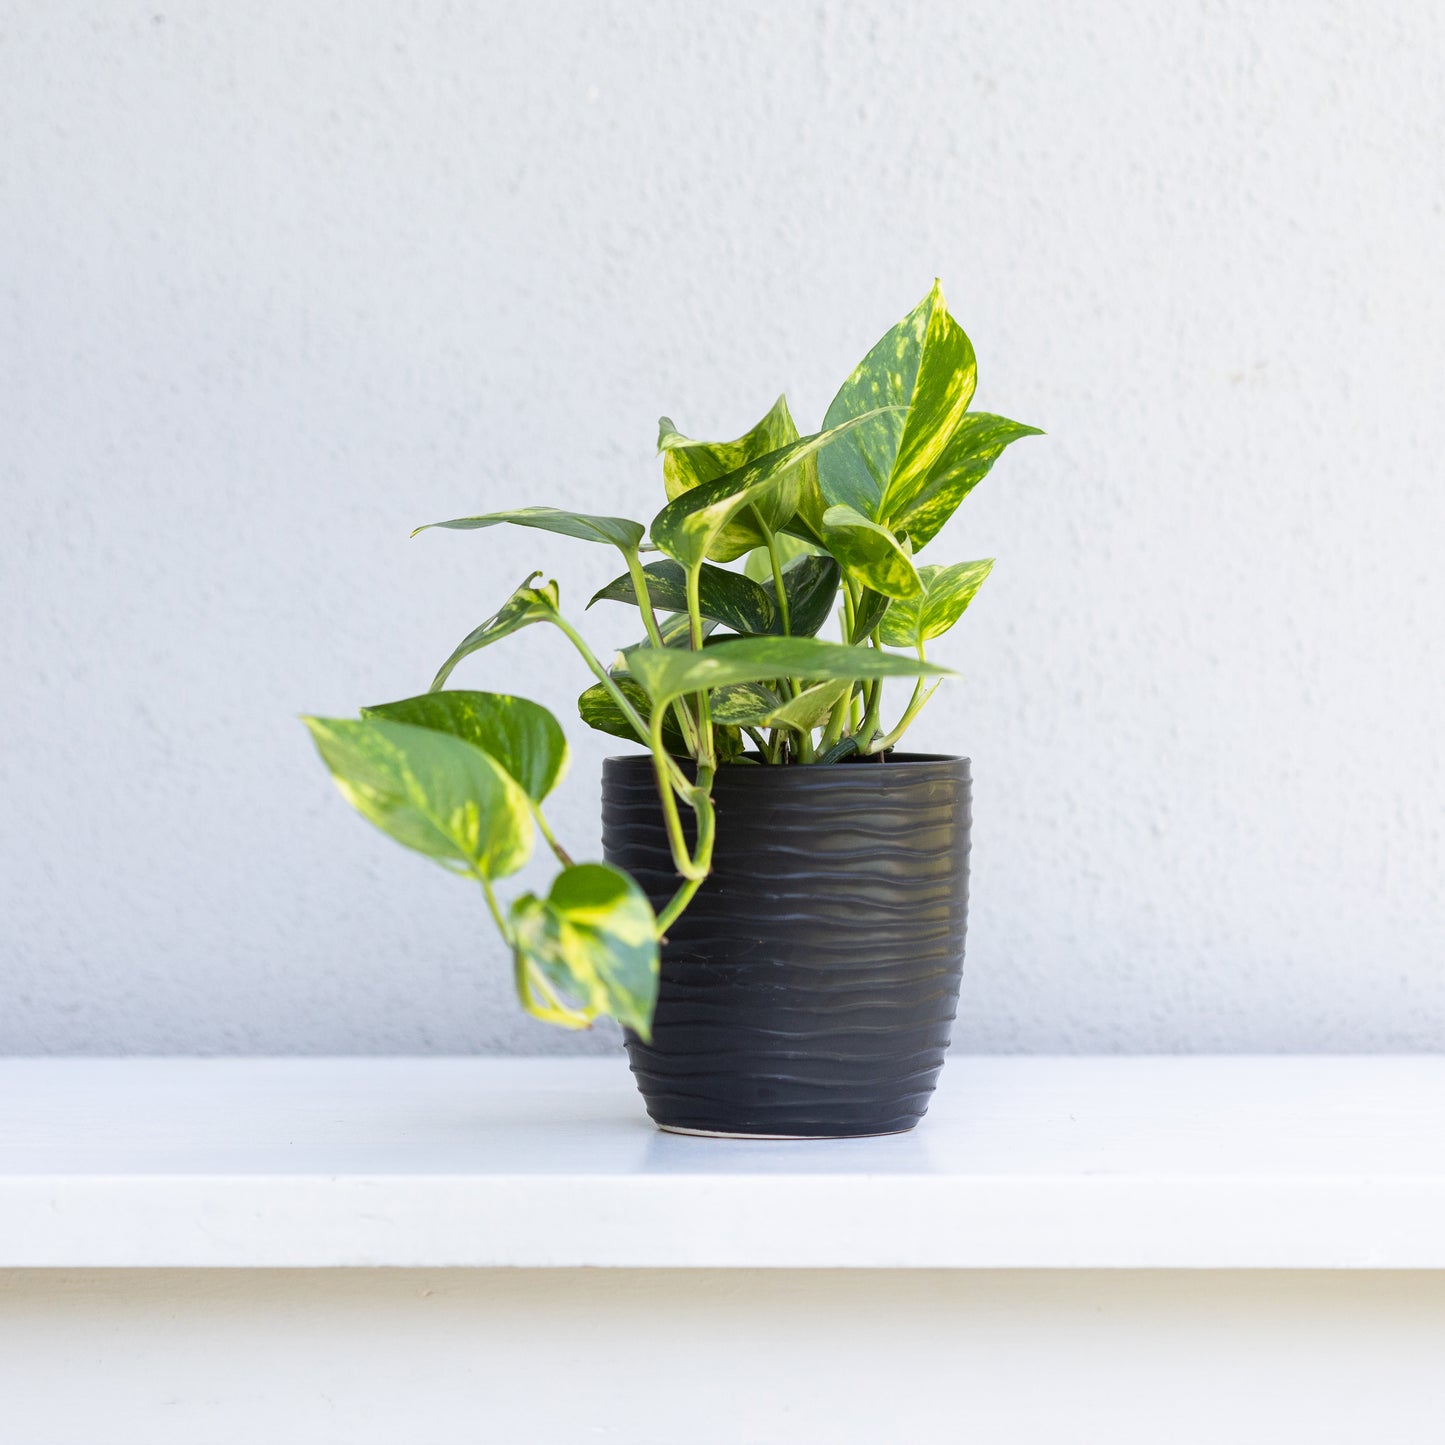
[657,1122,917,1141]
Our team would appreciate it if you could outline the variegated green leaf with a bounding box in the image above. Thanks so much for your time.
[649,407,899,569]
[817,281,1038,551]
[577,677,688,755]
[659,395,802,559]
[627,634,950,706]
[509,863,660,1038]
[589,560,777,636]
[818,281,972,521]
[878,560,996,648]
[429,573,559,692]
[742,531,820,583]
[821,503,922,600]
[361,691,568,803]
[413,507,645,553]
[758,553,842,639]
[881,413,1042,550]
[302,715,533,879]
[710,681,784,726]
[710,677,853,732]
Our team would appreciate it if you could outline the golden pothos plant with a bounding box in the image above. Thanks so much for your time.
[304,282,1040,1038]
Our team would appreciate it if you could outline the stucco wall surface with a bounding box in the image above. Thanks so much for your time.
[3,1,1443,1053]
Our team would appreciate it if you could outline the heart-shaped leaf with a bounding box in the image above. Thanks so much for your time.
[361,691,568,803]
[627,634,951,707]
[818,281,973,522]
[817,281,1039,551]
[877,559,996,648]
[589,560,778,636]
[302,715,533,880]
[821,503,922,600]
[659,395,802,559]
[429,573,559,692]
[413,507,645,553]
[510,863,660,1038]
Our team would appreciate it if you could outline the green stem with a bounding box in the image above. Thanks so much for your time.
[685,565,716,771]
[550,613,649,742]
[625,548,700,757]
[866,643,937,754]
[655,773,715,935]
[758,515,792,636]
[531,804,574,867]
[649,705,711,881]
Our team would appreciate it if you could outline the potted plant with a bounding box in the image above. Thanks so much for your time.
[304,281,1039,1137]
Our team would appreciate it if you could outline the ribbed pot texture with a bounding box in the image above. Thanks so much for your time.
[602,753,972,1138]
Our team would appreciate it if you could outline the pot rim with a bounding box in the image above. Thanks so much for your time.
[602,750,969,786]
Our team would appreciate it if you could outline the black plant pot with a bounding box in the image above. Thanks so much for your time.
[602,753,972,1138]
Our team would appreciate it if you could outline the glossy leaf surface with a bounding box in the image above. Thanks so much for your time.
[659,395,801,559]
[649,407,898,569]
[361,690,568,803]
[429,573,559,692]
[817,281,1038,550]
[302,715,533,879]
[577,677,688,755]
[881,412,1042,550]
[759,553,842,638]
[413,507,645,553]
[627,634,951,705]
[877,560,996,648]
[589,560,777,636]
[821,503,922,600]
[510,863,660,1038]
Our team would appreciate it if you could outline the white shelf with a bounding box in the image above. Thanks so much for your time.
[3,1055,1443,1269]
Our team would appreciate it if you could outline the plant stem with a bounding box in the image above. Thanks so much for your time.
[866,643,938,754]
[685,564,717,771]
[655,772,716,935]
[550,611,690,793]
[625,549,700,756]
[758,516,792,635]
[531,804,574,867]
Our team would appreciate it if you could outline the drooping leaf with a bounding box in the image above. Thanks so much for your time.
[577,677,688,755]
[659,395,802,559]
[877,559,996,648]
[361,691,568,803]
[759,553,842,638]
[302,715,533,880]
[881,413,1042,550]
[510,863,660,1038]
[850,587,891,643]
[821,503,922,600]
[649,406,899,569]
[429,573,559,692]
[412,507,645,553]
[818,281,973,521]
[589,560,777,636]
[627,634,951,706]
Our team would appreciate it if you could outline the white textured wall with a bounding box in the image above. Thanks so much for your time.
[3,1,1443,1054]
